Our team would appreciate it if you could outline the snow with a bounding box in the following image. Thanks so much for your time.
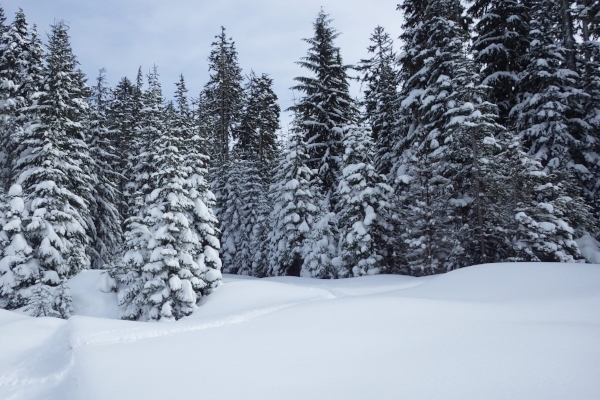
[1,263,599,399]
[576,235,600,264]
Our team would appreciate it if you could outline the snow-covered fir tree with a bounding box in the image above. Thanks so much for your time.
[18,22,92,311]
[0,10,44,193]
[289,10,357,203]
[114,76,221,321]
[10,21,93,316]
[357,26,400,177]
[202,28,245,256]
[0,6,9,191]
[468,0,531,126]
[267,125,319,277]
[498,135,585,262]
[336,124,392,277]
[174,76,222,290]
[220,71,280,276]
[301,208,338,278]
[217,156,242,274]
[220,152,267,276]
[108,73,142,222]
[203,26,244,164]
[393,0,516,273]
[0,184,36,309]
[577,0,600,228]
[86,69,122,269]
[511,0,595,234]
[394,0,470,274]
[235,71,281,166]
[125,66,163,218]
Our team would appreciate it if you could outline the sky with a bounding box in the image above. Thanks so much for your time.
[4,0,404,129]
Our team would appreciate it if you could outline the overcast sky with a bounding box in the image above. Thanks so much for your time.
[4,0,403,129]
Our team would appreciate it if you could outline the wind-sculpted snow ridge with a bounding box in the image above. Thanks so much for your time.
[1,263,600,400]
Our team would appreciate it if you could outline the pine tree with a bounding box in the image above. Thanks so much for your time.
[301,209,338,278]
[511,0,594,232]
[0,184,37,309]
[267,126,319,276]
[396,149,454,275]
[468,0,531,126]
[219,153,266,275]
[0,6,8,191]
[115,75,221,321]
[289,10,357,202]
[235,72,281,165]
[25,284,59,317]
[441,63,513,268]
[394,0,517,273]
[223,71,281,276]
[0,10,45,193]
[577,0,600,228]
[358,26,399,177]
[86,69,122,269]
[108,74,139,222]
[14,21,93,297]
[217,157,242,274]
[126,66,163,218]
[498,135,585,262]
[175,76,222,289]
[336,124,392,277]
[121,67,146,218]
[203,26,244,164]
[53,278,74,319]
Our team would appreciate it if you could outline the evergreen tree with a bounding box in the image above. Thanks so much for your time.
[289,10,357,202]
[468,0,531,126]
[235,72,281,165]
[336,124,392,277]
[108,74,139,222]
[13,21,93,303]
[301,209,338,278]
[577,0,600,228]
[498,135,585,262]
[86,69,122,269]
[219,153,266,276]
[25,284,59,317]
[126,66,163,217]
[174,76,222,288]
[511,0,594,232]
[0,10,44,193]
[358,26,399,177]
[121,67,146,218]
[224,71,280,276]
[203,26,244,164]
[218,157,243,274]
[396,148,454,275]
[394,0,516,273]
[267,126,319,276]
[0,184,36,309]
[115,75,221,321]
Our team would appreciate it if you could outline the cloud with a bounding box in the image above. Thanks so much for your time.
[7,0,403,129]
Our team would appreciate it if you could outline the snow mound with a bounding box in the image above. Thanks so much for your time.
[576,235,600,264]
[394,262,600,302]
[68,271,120,319]
[1,262,599,400]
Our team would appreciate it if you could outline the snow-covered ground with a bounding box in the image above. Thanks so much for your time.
[1,262,600,400]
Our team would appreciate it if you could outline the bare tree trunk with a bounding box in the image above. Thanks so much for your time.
[470,128,486,260]
[560,0,577,70]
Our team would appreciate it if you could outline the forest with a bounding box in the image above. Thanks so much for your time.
[0,0,599,321]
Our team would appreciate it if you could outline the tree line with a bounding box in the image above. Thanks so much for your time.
[0,0,599,321]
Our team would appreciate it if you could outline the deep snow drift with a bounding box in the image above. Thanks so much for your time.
[1,262,599,400]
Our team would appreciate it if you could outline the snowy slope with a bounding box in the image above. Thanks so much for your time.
[1,263,599,400]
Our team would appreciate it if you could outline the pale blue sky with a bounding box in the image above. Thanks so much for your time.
[4,0,403,129]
